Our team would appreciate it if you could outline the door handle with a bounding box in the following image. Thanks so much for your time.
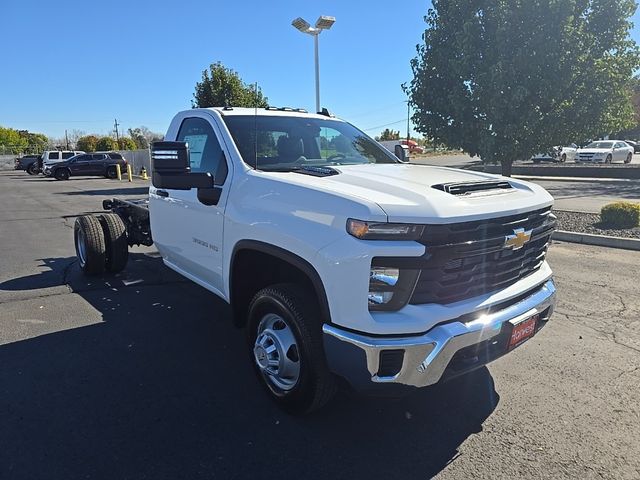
[156,189,169,198]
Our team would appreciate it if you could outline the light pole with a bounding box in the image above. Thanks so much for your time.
[292,15,335,113]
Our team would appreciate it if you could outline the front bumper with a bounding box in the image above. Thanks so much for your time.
[323,279,556,392]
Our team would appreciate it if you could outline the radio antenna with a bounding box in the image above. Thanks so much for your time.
[254,82,258,170]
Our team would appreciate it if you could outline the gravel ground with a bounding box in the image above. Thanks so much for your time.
[555,209,640,239]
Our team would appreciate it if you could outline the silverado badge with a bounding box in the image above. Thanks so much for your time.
[504,228,532,250]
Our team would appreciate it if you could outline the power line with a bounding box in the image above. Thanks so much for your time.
[361,118,406,132]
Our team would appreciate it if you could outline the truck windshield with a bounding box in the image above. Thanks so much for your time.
[222,115,398,171]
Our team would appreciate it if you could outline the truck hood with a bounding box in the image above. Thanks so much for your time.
[272,163,554,223]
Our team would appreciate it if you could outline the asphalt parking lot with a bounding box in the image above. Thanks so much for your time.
[0,170,639,479]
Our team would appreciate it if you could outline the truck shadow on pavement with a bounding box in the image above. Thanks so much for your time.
[0,253,499,480]
[57,187,150,196]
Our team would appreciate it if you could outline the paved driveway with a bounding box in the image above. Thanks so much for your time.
[0,171,638,479]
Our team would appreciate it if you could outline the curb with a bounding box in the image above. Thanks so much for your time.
[514,175,639,183]
[552,230,640,251]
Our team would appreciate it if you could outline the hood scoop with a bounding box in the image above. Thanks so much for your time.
[432,180,513,196]
[293,166,340,177]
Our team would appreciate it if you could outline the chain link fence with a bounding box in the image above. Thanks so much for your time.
[0,154,16,170]
[115,149,151,176]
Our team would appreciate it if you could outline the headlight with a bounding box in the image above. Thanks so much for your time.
[347,219,424,240]
[368,263,420,311]
[593,152,604,158]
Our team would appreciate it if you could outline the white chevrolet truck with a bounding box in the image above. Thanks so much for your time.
[72,107,557,413]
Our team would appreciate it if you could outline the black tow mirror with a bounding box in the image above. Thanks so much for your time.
[151,141,214,190]
[394,144,409,163]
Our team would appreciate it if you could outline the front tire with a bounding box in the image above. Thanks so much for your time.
[27,163,38,175]
[247,284,336,414]
[605,154,612,164]
[74,215,106,275]
[54,168,70,180]
[106,166,118,179]
[561,153,567,163]
[99,213,128,273]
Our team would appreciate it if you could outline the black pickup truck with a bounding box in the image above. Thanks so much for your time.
[48,152,128,180]
[14,155,42,174]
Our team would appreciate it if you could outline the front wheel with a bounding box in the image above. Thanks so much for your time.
[27,163,38,175]
[561,153,567,163]
[106,166,118,179]
[54,168,70,180]
[247,284,336,414]
[605,154,612,164]
[625,153,633,164]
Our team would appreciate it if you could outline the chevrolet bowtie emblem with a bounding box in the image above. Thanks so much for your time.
[504,228,532,250]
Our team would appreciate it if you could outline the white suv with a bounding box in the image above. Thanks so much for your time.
[41,150,85,175]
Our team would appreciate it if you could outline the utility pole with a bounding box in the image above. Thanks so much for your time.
[65,129,70,150]
[114,119,120,144]
[406,101,410,142]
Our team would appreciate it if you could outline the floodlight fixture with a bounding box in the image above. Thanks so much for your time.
[292,17,312,34]
[315,16,335,30]
[291,15,336,113]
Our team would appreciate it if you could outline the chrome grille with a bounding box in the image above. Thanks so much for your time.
[409,207,555,305]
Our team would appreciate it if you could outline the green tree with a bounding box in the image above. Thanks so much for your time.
[0,127,27,153]
[613,76,640,139]
[192,62,269,108]
[96,136,117,151]
[117,137,137,150]
[405,0,640,176]
[127,126,163,149]
[76,135,99,152]
[22,132,48,153]
[376,128,401,141]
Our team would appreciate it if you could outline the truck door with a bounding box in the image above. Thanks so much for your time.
[149,114,230,297]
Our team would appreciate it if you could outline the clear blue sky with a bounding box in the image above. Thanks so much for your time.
[2,0,640,140]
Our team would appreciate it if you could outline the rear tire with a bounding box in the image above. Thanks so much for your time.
[106,166,118,179]
[625,153,632,164]
[27,163,38,175]
[561,153,567,163]
[55,168,70,180]
[74,215,106,275]
[247,284,336,414]
[99,213,128,273]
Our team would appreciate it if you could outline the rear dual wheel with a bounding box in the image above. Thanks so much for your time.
[74,213,128,275]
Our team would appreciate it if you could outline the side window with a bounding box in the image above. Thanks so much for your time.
[92,154,107,161]
[177,117,228,185]
[49,152,60,160]
[61,152,75,159]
